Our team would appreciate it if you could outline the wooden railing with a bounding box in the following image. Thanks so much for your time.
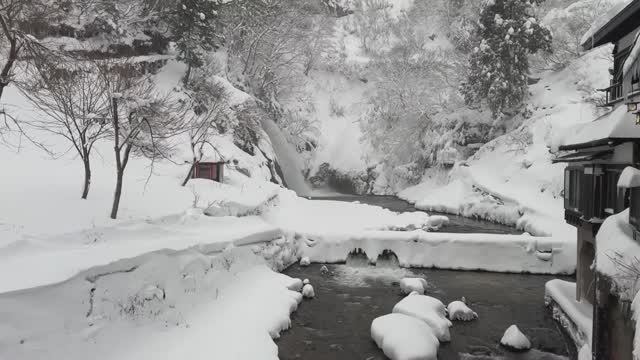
[598,82,624,107]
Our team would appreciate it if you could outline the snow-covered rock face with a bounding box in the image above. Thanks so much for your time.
[447,300,478,321]
[392,294,451,342]
[399,277,429,294]
[302,284,315,298]
[371,313,439,360]
[500,325,531,350]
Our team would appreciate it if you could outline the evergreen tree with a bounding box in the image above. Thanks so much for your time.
[168,0,222,84]
[462,0,551,117]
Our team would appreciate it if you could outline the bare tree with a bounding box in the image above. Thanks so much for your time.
[0,0,28,101]
[20,53,110,199]
[98,62,186,219]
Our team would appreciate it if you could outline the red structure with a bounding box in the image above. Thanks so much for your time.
[192,161,225,182]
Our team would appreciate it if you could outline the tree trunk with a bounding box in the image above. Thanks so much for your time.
[0,16,18,102]
[81,158,91,199]
[110,170,124,219]
[181,161,196,186]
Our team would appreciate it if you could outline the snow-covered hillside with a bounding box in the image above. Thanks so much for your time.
[400,45,612,238]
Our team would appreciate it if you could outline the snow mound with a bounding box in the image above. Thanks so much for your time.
[426,215,449,230]
[300,256,311,266]
[302,284,315,298]
[287,278,303,291]
[400,278,429,294]
[618,166,640,188]
[500,325,531,350]
[392,294,451,342]
[371,313,439,360]
[447,300,478,321]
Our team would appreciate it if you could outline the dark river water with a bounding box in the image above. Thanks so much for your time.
[277,196,576,360]
[311,195,522,234]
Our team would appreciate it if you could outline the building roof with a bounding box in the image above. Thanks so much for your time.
[581,0,640,50]
[552,149,613,163]
[558,106,640,150]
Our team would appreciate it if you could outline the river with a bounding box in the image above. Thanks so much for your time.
[277,196,576,360]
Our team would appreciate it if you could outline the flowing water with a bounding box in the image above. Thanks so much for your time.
[277,196,576,360]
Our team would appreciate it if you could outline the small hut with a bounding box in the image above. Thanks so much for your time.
[190,148,226,183]
[192,161,225,182]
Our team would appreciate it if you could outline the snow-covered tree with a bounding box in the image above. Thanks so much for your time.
[539,0,616,69]
[462,0,552,117]
[168,0,222,84]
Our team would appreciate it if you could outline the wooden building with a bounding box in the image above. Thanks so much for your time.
[555,2,640,359]
[192,161,225,182]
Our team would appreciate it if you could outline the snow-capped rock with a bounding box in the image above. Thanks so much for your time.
[320,265,329,274]
[302,284,315,298]
[447,298,478,321]
[399,277,428,294]
[392,294,451,342]
[286,278,303,292]
[425,215,449,230]
[500,325,531,350]
[299,256,311,266]
[303,278,310,285]
[371,313,439,360]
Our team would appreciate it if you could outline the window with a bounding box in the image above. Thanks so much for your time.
[603,170,621,214]
[564,168,581,212]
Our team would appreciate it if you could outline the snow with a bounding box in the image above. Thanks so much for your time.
[302,284,315,298]
[545,279,593,347]
[259,117,312,196]
[299,256,311,266]
[447,300,478,321]
[558,106,639,147]
[595,209,640,298]
[0,243,302,360]
[371,313,439,360]
[399,46,614,266]
[299,230,575,274]
[392,293,451,342]
[618,166,640,188]
[399,277,429,294]
[578,344,592,360]
[500,325,531,350]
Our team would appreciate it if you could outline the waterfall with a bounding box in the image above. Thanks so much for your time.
[260,117,312,196]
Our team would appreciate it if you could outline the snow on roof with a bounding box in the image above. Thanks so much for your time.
[618,166,640,188]
[580,0,634,46]
[559,106,639,148]
[623,32,640,76]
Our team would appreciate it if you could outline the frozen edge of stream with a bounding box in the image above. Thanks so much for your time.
[297,230,576,275]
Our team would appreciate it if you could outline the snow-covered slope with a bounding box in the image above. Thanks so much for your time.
[400,46,612,238]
